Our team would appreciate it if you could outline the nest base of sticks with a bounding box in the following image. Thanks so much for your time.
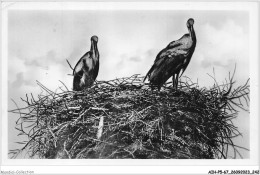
[9,74,249,159]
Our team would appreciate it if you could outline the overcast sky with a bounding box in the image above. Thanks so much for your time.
[8,10,249,158]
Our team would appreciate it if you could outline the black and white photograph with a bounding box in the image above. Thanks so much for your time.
[1,1,259,174]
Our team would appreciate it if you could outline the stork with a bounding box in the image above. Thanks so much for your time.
[73,36,99,91]
[144,18,196,90]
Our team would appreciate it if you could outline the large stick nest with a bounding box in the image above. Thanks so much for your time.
[9,71,250,159]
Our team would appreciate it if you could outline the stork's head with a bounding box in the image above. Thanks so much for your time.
[186,18,194,29]
[91,35,98,43]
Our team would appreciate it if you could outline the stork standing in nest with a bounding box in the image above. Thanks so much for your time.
[73,36,99,91]
[144,18,196,90]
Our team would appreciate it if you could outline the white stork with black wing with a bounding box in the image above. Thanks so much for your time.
[144,18,196,90]
[73,36,99,91]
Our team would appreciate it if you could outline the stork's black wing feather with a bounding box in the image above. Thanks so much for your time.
[154,41,182,63]
[73,51,91,75]
[144,41,183,82]
[147,53,185,87]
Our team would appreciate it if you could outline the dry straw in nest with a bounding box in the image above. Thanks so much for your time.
[9,69,249,159]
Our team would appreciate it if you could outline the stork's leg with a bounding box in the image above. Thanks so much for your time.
[172,74,176,89]
[175,72,179,90]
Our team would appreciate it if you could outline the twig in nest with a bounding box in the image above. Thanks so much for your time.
[97,116,104,140]
[66,59,74,71]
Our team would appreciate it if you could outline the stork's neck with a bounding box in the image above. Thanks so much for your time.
[189,26,196,42]
[90,41,99,61]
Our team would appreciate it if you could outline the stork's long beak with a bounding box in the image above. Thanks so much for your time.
[90,39,99,59]
[189,25,196,41]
